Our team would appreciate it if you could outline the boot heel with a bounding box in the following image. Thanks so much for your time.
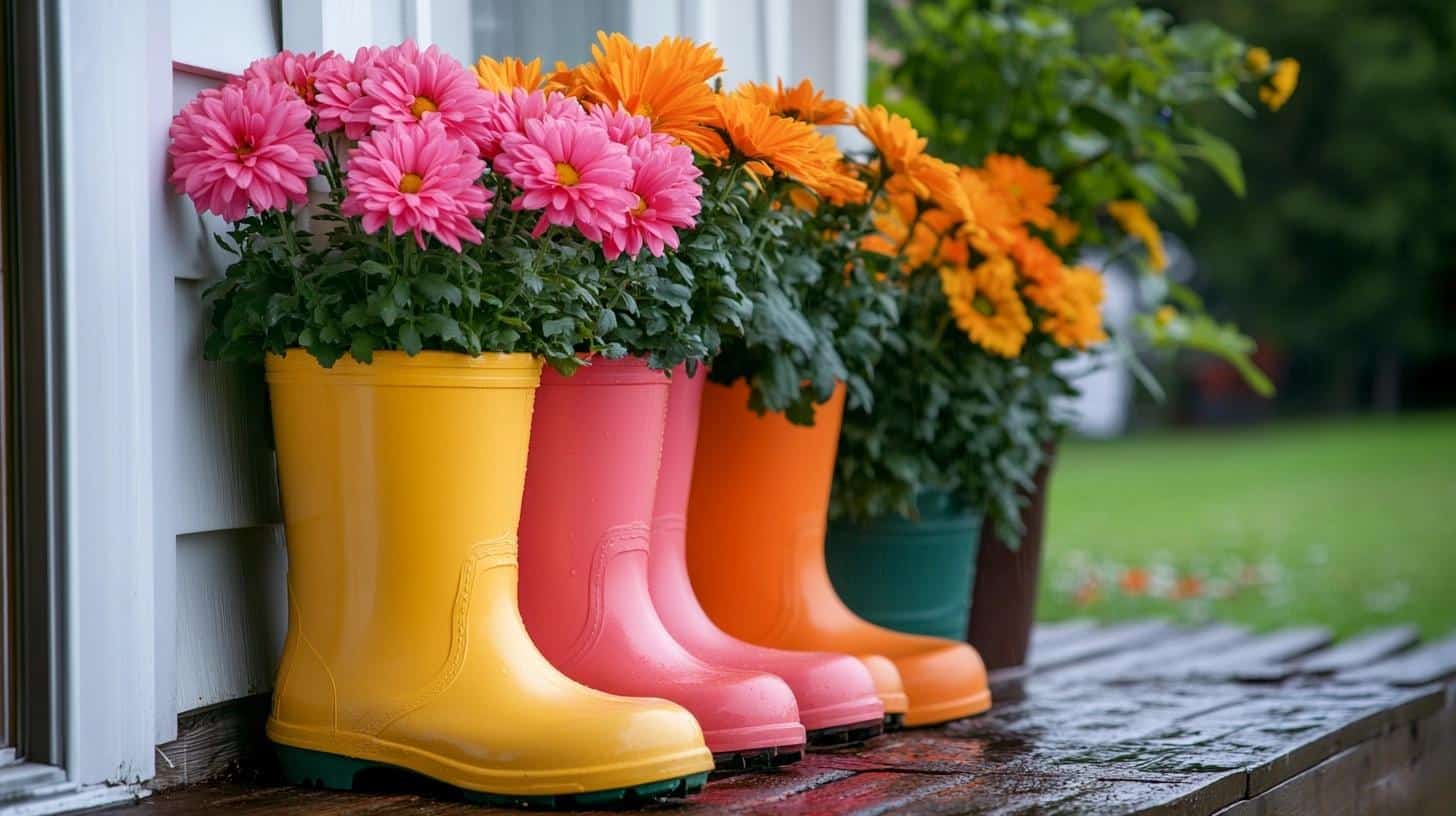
[275,744,381,790]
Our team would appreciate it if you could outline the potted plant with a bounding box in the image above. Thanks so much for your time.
[864,0,1296,667]
[171,41,718,805]
[682,99,993,728]
[829,149,1103,648]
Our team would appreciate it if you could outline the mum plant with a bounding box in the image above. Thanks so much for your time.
[831,109,1103,538]
[170,40,716,374]
[548,34,899,424]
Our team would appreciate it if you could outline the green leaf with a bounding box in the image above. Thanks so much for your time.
[542,317,576,338]
[415,274,462,306]
[399,323,422,355]
[1178,127,1246,197]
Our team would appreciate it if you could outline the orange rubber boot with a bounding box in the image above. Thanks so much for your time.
[686,381,991,727]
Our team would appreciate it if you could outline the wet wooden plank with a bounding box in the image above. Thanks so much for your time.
[1214,692,1456,816]
[1339,631,1456,686]
[1289,625,1418,676]
[1029,619,1100,652]
[1053,624,1253,683]
[1028,620,1179,672]
[1145,627,1331,682]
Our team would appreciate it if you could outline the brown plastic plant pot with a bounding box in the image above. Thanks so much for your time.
[964,440,1058,671]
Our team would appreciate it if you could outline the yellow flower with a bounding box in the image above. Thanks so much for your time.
[1155,305,1178,326]
[1260,58,1300,111]
[1106,200,1168,272]
[979,154,1059,229]
[713,95,867,203]
[1245,46,1271,74]
[734,78,851,125]
[1037,266,1108,350]
[565,32,727,158]
[940,256,1033,358]
[853,105,926,177]
[474,56,544,91]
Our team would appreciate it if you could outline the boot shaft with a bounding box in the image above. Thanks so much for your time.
[266,351,541,709]
[517,357,671,659]
[686,381,847,642]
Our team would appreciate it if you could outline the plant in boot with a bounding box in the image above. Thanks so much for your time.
[185,40,716,376]
[496,33,813,770]
[169,39,717,803]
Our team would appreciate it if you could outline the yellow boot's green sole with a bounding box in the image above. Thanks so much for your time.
[275,743,709,809]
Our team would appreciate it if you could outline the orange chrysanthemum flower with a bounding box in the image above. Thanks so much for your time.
[1050,214,1081,247]
[1036,265,1107,350]
[565,31,727,158]
[853,105,926,177]
[474,56,544,91]
[961,168,1021,254]
[979,154,1059,229]
[859,189,956,270]
[734,78,851,125]
[940,256,1033,358]
[713,95,867,202]
[1008,231,1065,298]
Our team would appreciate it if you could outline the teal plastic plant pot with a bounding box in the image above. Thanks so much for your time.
[826,491,983,641]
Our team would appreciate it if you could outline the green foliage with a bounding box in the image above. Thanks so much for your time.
[832,269,1068,541]
[1159,0,1456,404]
[869,0,1286,399]
[203,136,730,375]
[872,0,1265,238]
[700,168,899,425]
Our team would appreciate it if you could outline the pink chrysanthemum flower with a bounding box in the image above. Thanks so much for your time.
[603,138,702,260]
[494,117,635,242]
[240,49,345,107]
[588,104,673,151]
[356,40,491,151]
[479,89,588,160]
[341,120,491,251]
[315,45,384,139]
[168,79,324,222]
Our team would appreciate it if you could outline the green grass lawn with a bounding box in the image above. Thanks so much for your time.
[1036,413,1456,639]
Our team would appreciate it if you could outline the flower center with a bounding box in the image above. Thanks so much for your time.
[233,142,255,158]
[555,162,581,186]
[410,96,439,118]
[631,195,647,215]
[972,293,996,316]
[398,172,424,194]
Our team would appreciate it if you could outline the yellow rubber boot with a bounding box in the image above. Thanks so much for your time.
[264,351,713,807]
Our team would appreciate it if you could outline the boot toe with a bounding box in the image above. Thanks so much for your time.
[892,639,991,726]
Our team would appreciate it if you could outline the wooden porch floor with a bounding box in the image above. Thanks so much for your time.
[112,621,1456,814]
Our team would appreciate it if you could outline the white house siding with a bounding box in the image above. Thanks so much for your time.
[164,2,287,740]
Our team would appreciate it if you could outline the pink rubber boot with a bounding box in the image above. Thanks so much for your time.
[518,357,807,770]
[649,366,886,746]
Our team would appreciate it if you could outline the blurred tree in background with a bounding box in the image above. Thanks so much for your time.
[1157,0,1456,413]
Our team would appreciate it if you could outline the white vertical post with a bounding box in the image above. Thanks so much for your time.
[55,0,163,785]
[833,0,867,105]
[762,0,791,83]
[282,0,379,54]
